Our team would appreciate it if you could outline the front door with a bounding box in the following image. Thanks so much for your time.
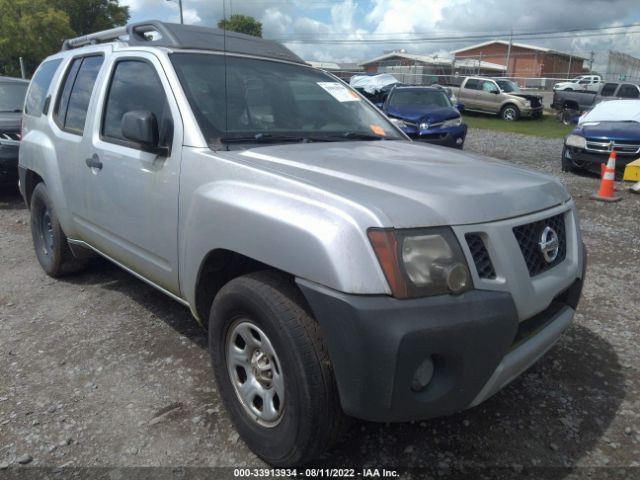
[79,52,183,295]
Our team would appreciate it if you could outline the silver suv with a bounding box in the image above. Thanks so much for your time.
[19,21,586,466]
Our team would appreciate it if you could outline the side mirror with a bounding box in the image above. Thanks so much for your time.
[375,102,384,109]
[490,89,500,94]
[121,110,168,155]
[455,102,464,111]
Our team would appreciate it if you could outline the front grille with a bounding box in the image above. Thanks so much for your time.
[465,234,496,279]
[513,213,566,277]
[585,138,640,155]
[0,132,21,141]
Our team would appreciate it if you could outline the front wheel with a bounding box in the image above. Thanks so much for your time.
[501,104,520,121]
[209,272,346,466]
[30,183,87,277]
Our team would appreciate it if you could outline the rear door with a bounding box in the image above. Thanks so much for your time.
[460,79,482,109]
[79,52,183,295]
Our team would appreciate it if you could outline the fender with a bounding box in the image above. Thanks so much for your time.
[179,179,391,310]
[19,128,79,238]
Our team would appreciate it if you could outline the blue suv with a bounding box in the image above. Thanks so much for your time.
[382,86,467,149]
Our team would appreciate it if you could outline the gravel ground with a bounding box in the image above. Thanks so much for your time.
[1,129,639,479]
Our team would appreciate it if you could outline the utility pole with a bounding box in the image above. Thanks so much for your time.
[589,51,594,73]
[19,57,26,79]
[505,29,513,78]
[567,54,572,79]
[166,0,183,24]
[478,52,482,75]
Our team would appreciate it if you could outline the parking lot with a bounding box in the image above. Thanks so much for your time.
[1,128,639,477]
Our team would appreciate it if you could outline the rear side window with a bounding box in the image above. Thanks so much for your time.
[600,83,617,97]
[102,60,171,145]
[24,59,62,116]
[618,84,639,99]
[55,55,104,134]
[464,79,480,90]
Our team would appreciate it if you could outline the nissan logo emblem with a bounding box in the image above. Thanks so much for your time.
[539,226,560,263]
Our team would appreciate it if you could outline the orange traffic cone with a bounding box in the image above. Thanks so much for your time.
[591,151,621,202]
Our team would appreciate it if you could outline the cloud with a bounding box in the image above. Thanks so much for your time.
[118,0,640,67]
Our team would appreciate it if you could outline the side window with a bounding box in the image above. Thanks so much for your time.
[600,83,617,96]
[464,79,479,90]
[54,58,82,128]
[481,81,497,92]
[102,60,171,145]
[618,85,639,99]
[62,56,103,135]
[24,59,63,116]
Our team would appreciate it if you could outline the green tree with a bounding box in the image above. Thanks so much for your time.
[0,0,128,77]
[217,14,262,38]
[51,0,129,36]
[0,0,74,77]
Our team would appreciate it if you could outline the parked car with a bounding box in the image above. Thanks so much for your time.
[562,99,640,176]
[553,74,603,92]
[449,77,543,121]
[0,76,29,184]
[551,82,640,113]
[350,73,401,104]
[382,85,467,148]
[20,21,586,467]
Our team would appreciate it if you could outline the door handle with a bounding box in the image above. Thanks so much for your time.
[85,154,103,170]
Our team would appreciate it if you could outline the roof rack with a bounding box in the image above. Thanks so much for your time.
[61,21,305,65]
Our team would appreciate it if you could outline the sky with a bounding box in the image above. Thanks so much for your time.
[121,0,640,71]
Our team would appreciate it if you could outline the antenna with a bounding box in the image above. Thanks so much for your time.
[223,0,228,146]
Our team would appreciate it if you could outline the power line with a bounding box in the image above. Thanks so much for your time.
[269,22,640,44]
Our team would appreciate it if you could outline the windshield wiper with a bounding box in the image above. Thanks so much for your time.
[220,133,307,144]
[327,132,387,141]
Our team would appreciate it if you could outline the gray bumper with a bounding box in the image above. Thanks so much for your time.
[297,262,584,423]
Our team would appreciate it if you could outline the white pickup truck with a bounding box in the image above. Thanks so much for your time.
[553,75,603,92]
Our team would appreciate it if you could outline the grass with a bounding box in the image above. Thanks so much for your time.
[462,112,573,139]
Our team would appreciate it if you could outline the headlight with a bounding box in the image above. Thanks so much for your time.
[565,134,586,149]
[523,100,531,107]
[390,118,408,128]
[368,227,472,298]
[440,117,462,128]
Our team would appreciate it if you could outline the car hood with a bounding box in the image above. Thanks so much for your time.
[0,112,21,132]
[576,121,640,140]
[385,105,460,124]
[229,140,569,227]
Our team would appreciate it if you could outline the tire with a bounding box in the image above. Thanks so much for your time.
[209,271,346,467]
[30,183,87,277]
[501,104,520,121]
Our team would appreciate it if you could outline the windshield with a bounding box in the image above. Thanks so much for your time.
[0,83,28,112]
[495,80,520,93]
[170,53,403,144]
[388,89,452,108]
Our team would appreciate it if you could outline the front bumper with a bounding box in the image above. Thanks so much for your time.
[297,268,584,423]
[563,147,635,175]
[522,106,543,118]
[402,124,467,149]
[0,142,19,182]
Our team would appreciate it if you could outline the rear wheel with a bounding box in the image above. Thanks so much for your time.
[209,271,346,466]
[30,183,87,277]
[501,104,520,121]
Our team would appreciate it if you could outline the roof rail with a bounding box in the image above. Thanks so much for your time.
[61,21,305,65]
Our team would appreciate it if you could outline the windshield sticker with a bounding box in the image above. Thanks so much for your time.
[369,124,386,136]
[317,82,361,102]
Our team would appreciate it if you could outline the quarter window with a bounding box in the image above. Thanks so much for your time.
[464,79,480,90]
[102,60,171,145]
[24,59,62,116]
[54,55,104,134]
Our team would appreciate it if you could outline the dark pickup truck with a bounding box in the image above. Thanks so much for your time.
[551,82,640,112]
[0,76,29,185]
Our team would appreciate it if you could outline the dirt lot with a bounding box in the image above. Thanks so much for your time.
[1,129,639,479]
